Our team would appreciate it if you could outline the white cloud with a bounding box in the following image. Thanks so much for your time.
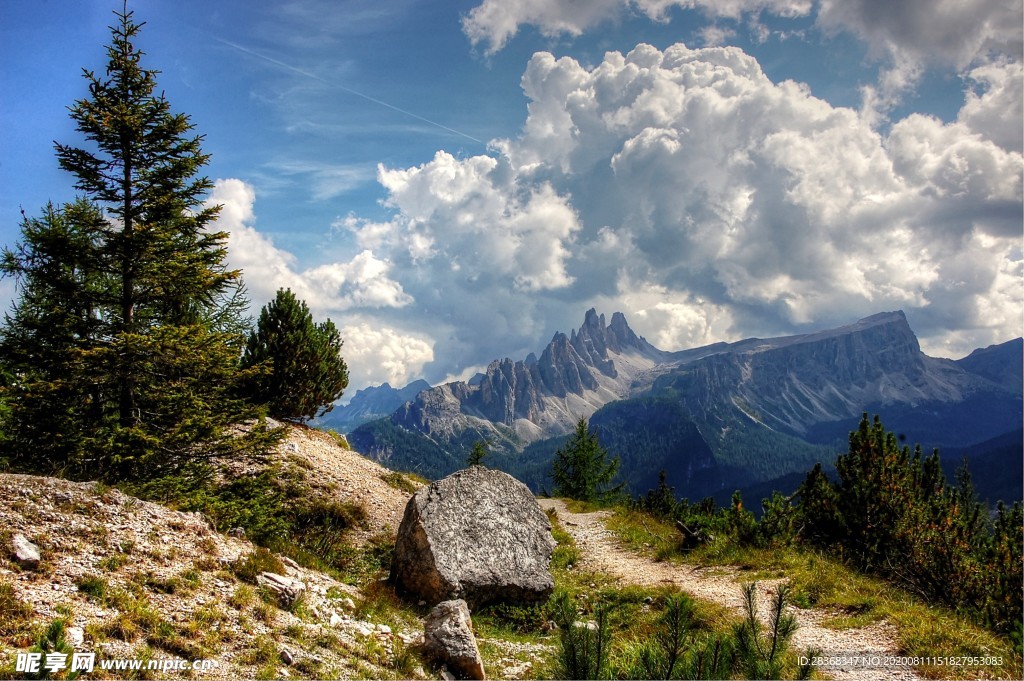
[464,0,1022,120]
[204,179,428,388]
[341,320,435,391]
[816,0,1023,70]
[958,59,1024,151]
[462,0,623,55]
[370,150,581,292]
[361,41,1020,367]
[207,178,413,314]
[462,0,814,54]
[464,0,1021,69]
[213,33,1022,390]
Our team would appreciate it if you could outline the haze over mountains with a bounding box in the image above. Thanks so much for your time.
[337,310,1022,503]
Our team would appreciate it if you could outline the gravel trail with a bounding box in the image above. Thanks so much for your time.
[540,499,922,681]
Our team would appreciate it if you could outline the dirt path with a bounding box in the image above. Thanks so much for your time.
[540,499,922,681]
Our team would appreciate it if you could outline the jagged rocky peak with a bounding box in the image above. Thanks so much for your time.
[568,308,661,375]
[391,308,662,434]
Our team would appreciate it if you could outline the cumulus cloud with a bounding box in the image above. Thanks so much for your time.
[463,0,813,54]
[209,33,1021,390]
[464,0,1021,66]
[958,59,1024,151]
[340,320,435,391]
[349,41,1019,381]
[463,0,1022,120]
[816,0,1023,70]
[205,178,432,389]
[207,178,413,312]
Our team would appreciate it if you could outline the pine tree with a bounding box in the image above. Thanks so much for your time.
[466,439,489,467]
[240,288,349,422]
[551,417,622,503]
[0,200,107,472]
[0,7,277,479]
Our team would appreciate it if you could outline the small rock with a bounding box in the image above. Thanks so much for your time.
[67,627,85,647]
[279,648,294,665]
[423,599,485,680]
[440,666,456,681]
[227,527,246,539]
[280,556,300,570]
[256,573,306,610]
[329,612,344,628]
[11,534,41,569]
[376,624,392,636]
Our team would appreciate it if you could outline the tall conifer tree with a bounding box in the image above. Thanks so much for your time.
[551,417,622,503]
[1,6,277,479]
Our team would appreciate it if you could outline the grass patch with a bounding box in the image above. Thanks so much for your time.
[232,547,286,583]
[0,580,36,645]
[602,505,1022,680]
[605,507,682,561]
[380,471,419,495]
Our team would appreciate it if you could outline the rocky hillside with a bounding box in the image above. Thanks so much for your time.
[0,427,442,680]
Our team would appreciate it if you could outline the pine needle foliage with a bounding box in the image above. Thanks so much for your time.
[797,414,1023,635]
[0,7,278,480]
[466,439,489,467]
[552,590,613,680]
[551,417,622,503]
[240,288,349,422]
[733,583,813,680]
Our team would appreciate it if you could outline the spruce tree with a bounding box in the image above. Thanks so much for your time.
[466,439,489,467]
[551,417,622,503]
[0,7,276,479]
[240,288,349,422]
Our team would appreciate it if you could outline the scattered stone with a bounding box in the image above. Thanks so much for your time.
[279,648,294,665]
[440,666,456,681]
[11,533,41,569]
[67,627,85,647]
[329,612,344,627]
[256,572,306,610]
[376,624,392,636]
[280,556,300,570]
[391,467,556,607]
[423,599,485,680]
[227,527,246,539]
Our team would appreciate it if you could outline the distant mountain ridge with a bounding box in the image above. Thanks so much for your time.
[317,379,431,433]
[349,310,1022,501]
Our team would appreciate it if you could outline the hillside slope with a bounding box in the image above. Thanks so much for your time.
[0,426,429,680]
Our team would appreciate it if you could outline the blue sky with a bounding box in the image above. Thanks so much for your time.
[1,0,1021,394]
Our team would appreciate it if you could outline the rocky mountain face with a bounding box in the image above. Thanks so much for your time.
[351,310,1022,497]
[390,309,665,443]
[654,311,990,438]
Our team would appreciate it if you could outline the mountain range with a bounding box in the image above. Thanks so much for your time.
[346,310,1022,503]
